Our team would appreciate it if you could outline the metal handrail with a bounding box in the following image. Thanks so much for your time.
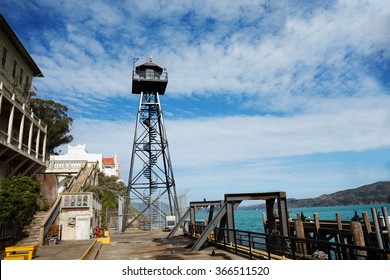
[39,195,62,246]
[78,162,99,192]
[67,162,88,192]
[191,225,390,260]
[133,71,168,81]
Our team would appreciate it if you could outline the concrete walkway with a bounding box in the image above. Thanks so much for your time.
[2,229,247,260]
[96,229,245,260]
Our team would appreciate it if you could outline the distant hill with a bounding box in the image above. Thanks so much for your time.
[239,181,390,209]
[287,181,390,208]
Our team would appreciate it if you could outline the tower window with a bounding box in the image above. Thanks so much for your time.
[146,68,154,79]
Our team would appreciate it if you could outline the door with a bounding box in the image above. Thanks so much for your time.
[75,216,90,240]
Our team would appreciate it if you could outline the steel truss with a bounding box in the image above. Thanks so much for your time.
[122,91,180,230]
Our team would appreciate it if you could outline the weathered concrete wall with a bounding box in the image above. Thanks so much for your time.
[36,174,58,207]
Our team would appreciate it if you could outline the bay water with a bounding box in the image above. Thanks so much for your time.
[196,204,390,233]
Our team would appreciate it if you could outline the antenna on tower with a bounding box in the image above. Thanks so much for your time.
[132,58,140,80]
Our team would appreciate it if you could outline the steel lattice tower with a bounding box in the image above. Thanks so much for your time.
[122,58,180,231]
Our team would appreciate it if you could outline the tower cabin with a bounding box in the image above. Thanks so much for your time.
[132,58,168,94]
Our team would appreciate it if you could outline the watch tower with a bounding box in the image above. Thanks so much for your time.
[122,58,180,231]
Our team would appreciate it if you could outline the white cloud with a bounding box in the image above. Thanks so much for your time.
[8,0,384,117]
[168,96,390,166]
[66,94,390,200]
[3,0,390,200]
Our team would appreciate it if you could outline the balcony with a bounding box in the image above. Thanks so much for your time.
[132,70,168,95]
[0,82,47,179]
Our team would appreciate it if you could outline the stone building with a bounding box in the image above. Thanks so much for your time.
[0,13,47,179]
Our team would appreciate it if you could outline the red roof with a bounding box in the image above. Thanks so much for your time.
[103,157,115,166]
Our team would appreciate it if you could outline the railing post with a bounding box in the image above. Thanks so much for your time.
[265,234,271,259]
[234,229,237,253]
[39,226,45,246]
[290,235,297,260]
[248,231,252,259]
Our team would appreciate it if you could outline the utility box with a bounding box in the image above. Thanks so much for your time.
[165,216,176,231]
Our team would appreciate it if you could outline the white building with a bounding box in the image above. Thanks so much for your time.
[50,144,120,178]
[102,156,120,178]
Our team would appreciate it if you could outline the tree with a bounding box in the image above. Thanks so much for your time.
[29,98,73,154]
[0,176,41,227]
[85,172,128,227]
[88,172,127,199]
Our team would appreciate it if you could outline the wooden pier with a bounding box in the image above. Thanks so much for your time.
[173,194,390,260]
[265,206,390,259]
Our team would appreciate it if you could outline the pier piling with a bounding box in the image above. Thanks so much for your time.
[381,207,390,246]
[371,208,384,249]
[350,221,366,259]
[294,219,307,255]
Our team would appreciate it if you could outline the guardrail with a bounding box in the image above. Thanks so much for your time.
[0,89,46,131]
[68,161,98,192]
[46,160,88,172]
[191,225,390,260]
[133,71,168,81]
[0,221,16,241]
[39,195,62,246]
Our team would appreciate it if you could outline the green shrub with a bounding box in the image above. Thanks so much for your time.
[0,176,41,227]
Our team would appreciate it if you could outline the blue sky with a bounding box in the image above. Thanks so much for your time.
[2,0,390,201]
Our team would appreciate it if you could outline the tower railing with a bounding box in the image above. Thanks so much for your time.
[133,70,168,81]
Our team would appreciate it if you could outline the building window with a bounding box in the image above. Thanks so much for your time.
[25,75,30,90]
[19,67,23,85]
[1,46,7,67]
[12,60,17,78]
[83,195,88,206]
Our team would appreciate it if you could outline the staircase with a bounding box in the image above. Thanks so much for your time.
[68,162,98,193]
[36,161,99,245]
[143,125,158,194]
[69,165,95,192]
[17,211,48,246]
